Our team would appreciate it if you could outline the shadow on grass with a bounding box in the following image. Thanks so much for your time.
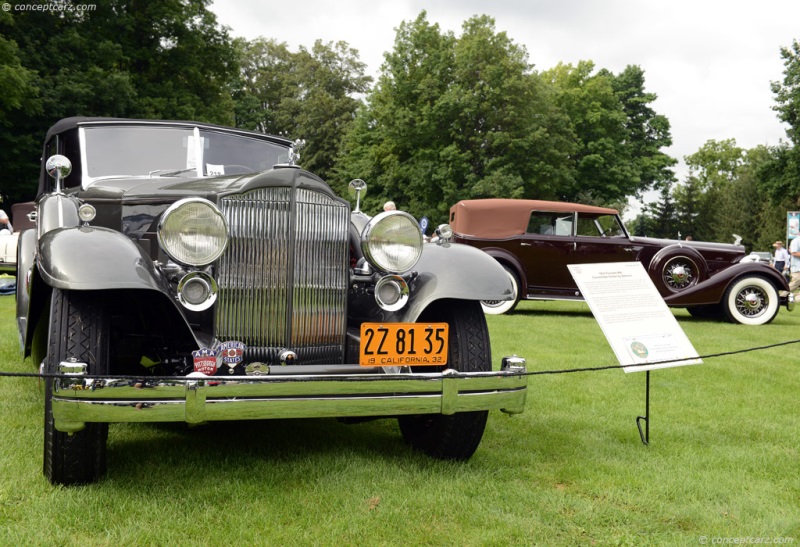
[105,417,420,482]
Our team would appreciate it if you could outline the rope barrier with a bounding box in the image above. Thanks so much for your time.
[0,338,797,381]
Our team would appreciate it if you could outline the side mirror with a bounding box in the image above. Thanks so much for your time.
[45,155,72,194]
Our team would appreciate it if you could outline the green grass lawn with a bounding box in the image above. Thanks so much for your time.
[0,288,798,545]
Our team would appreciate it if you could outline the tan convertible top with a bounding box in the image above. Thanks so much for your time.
[449,198,619,238]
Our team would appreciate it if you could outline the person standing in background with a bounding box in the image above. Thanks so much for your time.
[383,201,396,212]
[789,237,800,295]
[773,241,790,272]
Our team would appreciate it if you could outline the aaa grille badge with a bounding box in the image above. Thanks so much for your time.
[192,348,218,375]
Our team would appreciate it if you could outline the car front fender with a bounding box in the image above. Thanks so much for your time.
[38,226,166,291]
[15,229,37,351]
[398,242,516,322]
[663,262,790,307]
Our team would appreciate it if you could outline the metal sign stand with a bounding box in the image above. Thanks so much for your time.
[636,371,651,445]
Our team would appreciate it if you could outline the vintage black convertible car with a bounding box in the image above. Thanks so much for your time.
[449,198,794,325]
[16,118,528,485]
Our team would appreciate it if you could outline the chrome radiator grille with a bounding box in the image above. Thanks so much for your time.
[216,187,350,364]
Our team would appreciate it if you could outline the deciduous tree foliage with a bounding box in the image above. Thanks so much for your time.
[234,38,371,180]
[333,12,674,223]
[543,62,675,203]
[333,12,576,221]
[0,0,237,209]
[0,11,37,125]
[772,40,800,147]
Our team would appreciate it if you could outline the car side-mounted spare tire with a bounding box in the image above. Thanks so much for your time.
[648,245,708,295]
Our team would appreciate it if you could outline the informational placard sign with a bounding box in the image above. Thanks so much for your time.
[568,262,702,372]
[787,211,800,243]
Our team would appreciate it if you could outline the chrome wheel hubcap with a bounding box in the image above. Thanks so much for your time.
[736,288,767,317]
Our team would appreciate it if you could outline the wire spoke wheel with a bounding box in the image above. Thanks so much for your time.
[723,276,779,325]
[662,256,698,291]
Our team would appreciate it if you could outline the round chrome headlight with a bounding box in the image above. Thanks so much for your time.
[361,211,423,273]
[158,198,228,266]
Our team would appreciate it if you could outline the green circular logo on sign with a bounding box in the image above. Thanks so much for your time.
[630,341,648,358]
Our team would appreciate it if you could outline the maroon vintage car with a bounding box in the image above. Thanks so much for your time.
[449,198,794,325]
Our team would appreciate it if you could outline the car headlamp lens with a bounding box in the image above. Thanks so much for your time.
[158,198,228,266]
[361,211,423,273]
[177,271,218,311]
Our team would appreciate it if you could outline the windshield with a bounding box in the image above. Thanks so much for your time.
[80,126,291,185]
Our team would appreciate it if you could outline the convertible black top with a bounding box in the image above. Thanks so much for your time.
[45,117,293,147]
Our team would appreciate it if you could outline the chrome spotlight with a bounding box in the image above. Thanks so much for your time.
[374,275,409,311]
[177,271,218,311]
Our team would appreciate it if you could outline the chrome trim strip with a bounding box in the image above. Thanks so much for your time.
[50,367,528,430]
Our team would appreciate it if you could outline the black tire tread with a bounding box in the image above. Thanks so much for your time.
[398,300,491,460]
[44,289,109,485]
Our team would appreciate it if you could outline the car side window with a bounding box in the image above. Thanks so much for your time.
[576,214,624,237]
[526,212,573,236]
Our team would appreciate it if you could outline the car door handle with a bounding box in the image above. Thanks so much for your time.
[521,242,531,247]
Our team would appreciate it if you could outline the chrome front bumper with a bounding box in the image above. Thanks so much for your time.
[51,357,528,433]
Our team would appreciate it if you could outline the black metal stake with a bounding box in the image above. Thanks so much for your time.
[636,371,650,445]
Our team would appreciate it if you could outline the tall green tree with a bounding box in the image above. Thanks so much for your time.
[0,10,39,207]
[673,176,702,240]
[646,181,678,239]
[771,39,800,147]
[0,0,237,209]
[229,37,372,180]
[334,12,574,221]
[0,10,36,126]
[233,38,295,134]
[543,62,675,203]
[611,65,676,194]
[765,40,800,202]
[678,139,745,243]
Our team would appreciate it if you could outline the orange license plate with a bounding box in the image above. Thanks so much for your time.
[360,323,449,367]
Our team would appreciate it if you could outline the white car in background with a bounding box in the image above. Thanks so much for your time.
[0,231,18,275]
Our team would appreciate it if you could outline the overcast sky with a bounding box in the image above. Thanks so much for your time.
[210,0,799,208]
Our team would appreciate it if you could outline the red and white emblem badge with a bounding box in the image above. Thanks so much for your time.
[219,341,246,365]
[192,348,218,375]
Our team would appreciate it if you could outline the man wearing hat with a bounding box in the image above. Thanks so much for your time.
[773,241,790,272]
[0,210,12,235]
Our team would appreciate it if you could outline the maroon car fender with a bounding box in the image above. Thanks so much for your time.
[663,263,789,307]
[475,246,527,288]
[647,244,709,297]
